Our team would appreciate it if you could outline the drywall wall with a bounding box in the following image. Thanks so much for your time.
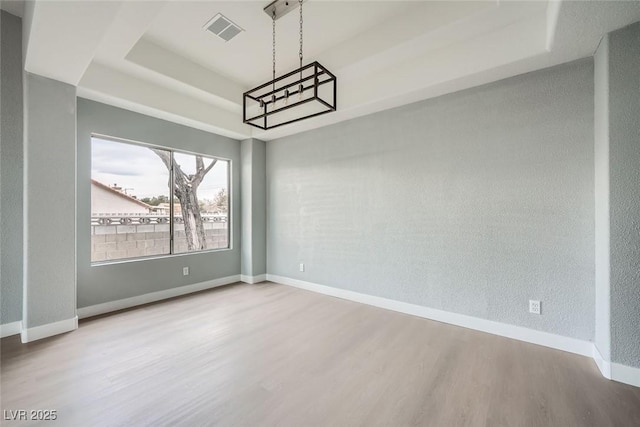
[77,99,241,308]
[608,22,640,368]
[267,59,595,340]
[594,33,611,361]
[251,140,267,276]
[23,73,77,328]
[241,139,252,276]
[0,11,23,325]
[240,138,267,278]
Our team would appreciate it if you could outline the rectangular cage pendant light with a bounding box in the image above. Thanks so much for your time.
[243,0,337,130]
[243,62,336,130]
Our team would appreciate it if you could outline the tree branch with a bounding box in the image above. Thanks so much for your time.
[202,158,217,176]
[192,157,217,188]
[151,149,171,170]
[151,149,191,198]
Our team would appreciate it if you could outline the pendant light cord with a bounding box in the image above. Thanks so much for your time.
[299,0,303,69]
[272,9,276,102]
[299,0,303,82]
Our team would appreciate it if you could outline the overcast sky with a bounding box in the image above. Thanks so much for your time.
[91,137,228,200]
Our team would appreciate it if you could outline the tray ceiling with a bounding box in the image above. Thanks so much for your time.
[12,0,640,140]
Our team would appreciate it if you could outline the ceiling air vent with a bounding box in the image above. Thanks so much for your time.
[204,13,243,42]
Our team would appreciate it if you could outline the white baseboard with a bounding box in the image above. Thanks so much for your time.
[21,317,78,343]
[241,274,267,284]
[266,274,593,358]
[78,274,241,319]
[592,345,612,379]
[591,345,640,387]
[612,362,640,388]
[1,321,22,338]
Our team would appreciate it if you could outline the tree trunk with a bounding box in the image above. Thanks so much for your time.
[151,149,215,251]
[176,183,206,251]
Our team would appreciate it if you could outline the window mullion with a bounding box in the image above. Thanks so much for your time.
[169,152,175,255]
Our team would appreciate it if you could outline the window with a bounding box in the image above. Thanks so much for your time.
[91,136,230,263]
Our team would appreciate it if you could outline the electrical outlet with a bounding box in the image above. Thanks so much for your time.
[299,263,305,272]
[529,300,541,314]
[183,267,189,276]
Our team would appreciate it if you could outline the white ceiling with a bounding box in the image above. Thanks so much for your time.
[145,1,415,87]
[0,0,23,17]
[7,0,640,141]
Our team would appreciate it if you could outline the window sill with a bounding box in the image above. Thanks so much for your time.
[90,247,232,267]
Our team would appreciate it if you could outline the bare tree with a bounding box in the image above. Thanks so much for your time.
[212,188,228,213]
[151,150,217,251]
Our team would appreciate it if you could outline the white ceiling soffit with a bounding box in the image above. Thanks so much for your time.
[143,0,415,88]
[0,0,25,18]
[22,0,640,141]
[124,37,244,113]
[24,1,124,85]
[78,62,249,140]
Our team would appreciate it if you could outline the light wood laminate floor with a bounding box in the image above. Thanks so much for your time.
[1,282,639,427]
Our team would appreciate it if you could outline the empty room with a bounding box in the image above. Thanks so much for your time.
[1,0,639,425]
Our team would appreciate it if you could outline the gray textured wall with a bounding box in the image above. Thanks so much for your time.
[24,73,77,328]
[0,11,23,325]
[608,22,640,368]
[594,33,611,361]
[251,139,267,276]
[240,139,267,277]
[241,139,252,276]
[77,99,241,308]
[267,59,595,340]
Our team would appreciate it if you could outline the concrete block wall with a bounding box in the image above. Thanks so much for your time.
[91,222,228,261]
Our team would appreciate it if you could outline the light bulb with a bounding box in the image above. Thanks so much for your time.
[298,84,304,100]
[272,94,277,108]
[284,89,290,105]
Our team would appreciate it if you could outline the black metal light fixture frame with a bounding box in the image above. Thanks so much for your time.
[242,0,337,130]
[243,61,336,130]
